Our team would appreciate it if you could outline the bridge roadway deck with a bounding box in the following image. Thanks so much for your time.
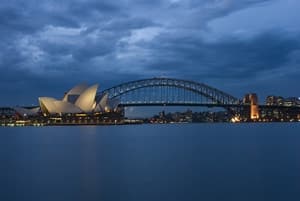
[119,103,245,107]
[119,103,300,109]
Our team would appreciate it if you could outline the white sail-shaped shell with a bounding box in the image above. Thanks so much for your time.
[75,84,98,113]
[94,93,109,112]
[54,101,82,114]
[62,83,88,102]
[39,83,102,115]
[39,97,58,114]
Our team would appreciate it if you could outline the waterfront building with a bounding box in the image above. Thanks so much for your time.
[266,96,300,106]
[243,93,260,120]
[283,97,300,106]
[39,83,119,115]
[266,96,284,106]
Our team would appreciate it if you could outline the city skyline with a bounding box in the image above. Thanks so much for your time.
[0,0,300,106]
[1,77,299,123]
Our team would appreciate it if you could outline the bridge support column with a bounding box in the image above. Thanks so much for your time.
[243,93,260,120]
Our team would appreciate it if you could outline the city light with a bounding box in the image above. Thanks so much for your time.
[1,78,300,126]
[230,116,241,123]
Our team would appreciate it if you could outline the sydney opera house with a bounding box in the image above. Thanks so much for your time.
[38,83,119,115]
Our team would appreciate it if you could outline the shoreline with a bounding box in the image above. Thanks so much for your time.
[1,120,299,127]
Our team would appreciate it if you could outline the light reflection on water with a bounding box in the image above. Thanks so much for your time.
[1,123,300,201]
[79,126,98,200]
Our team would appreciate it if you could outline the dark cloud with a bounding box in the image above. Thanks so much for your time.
[0,0,299,105]
[144,31,300,79]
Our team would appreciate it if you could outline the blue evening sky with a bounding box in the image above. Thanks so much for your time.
[0,0,299,106]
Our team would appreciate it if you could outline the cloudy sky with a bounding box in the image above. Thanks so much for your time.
[0,0,299,106]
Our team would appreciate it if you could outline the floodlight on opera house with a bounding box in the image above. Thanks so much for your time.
[38,83,117,115]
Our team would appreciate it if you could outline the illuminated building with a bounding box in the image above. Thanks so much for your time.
[39,83,119,115]
[283,97,300,106]
[266,96,300,106]
[243,93,260,120]
[266,96,284,106]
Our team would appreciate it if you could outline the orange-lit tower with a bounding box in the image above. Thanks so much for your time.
[243,93,260,120]
[250,94,259,119]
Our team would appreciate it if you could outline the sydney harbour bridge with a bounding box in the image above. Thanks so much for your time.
[100,77,240,107]
[97,77,299,121]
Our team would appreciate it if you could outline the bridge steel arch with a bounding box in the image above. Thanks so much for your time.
[99,78,240,106]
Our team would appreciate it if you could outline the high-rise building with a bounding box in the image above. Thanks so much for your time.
[266,96,284,106]
[244,93,260,120]
[266,96,300,106]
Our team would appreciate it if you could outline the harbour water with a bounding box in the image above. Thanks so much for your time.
[1,123,300,201]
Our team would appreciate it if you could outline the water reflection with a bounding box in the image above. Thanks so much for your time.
[1,124,300,201]
[79,126,99,200]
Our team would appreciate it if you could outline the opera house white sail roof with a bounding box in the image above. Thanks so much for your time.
[39,83,117,115]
